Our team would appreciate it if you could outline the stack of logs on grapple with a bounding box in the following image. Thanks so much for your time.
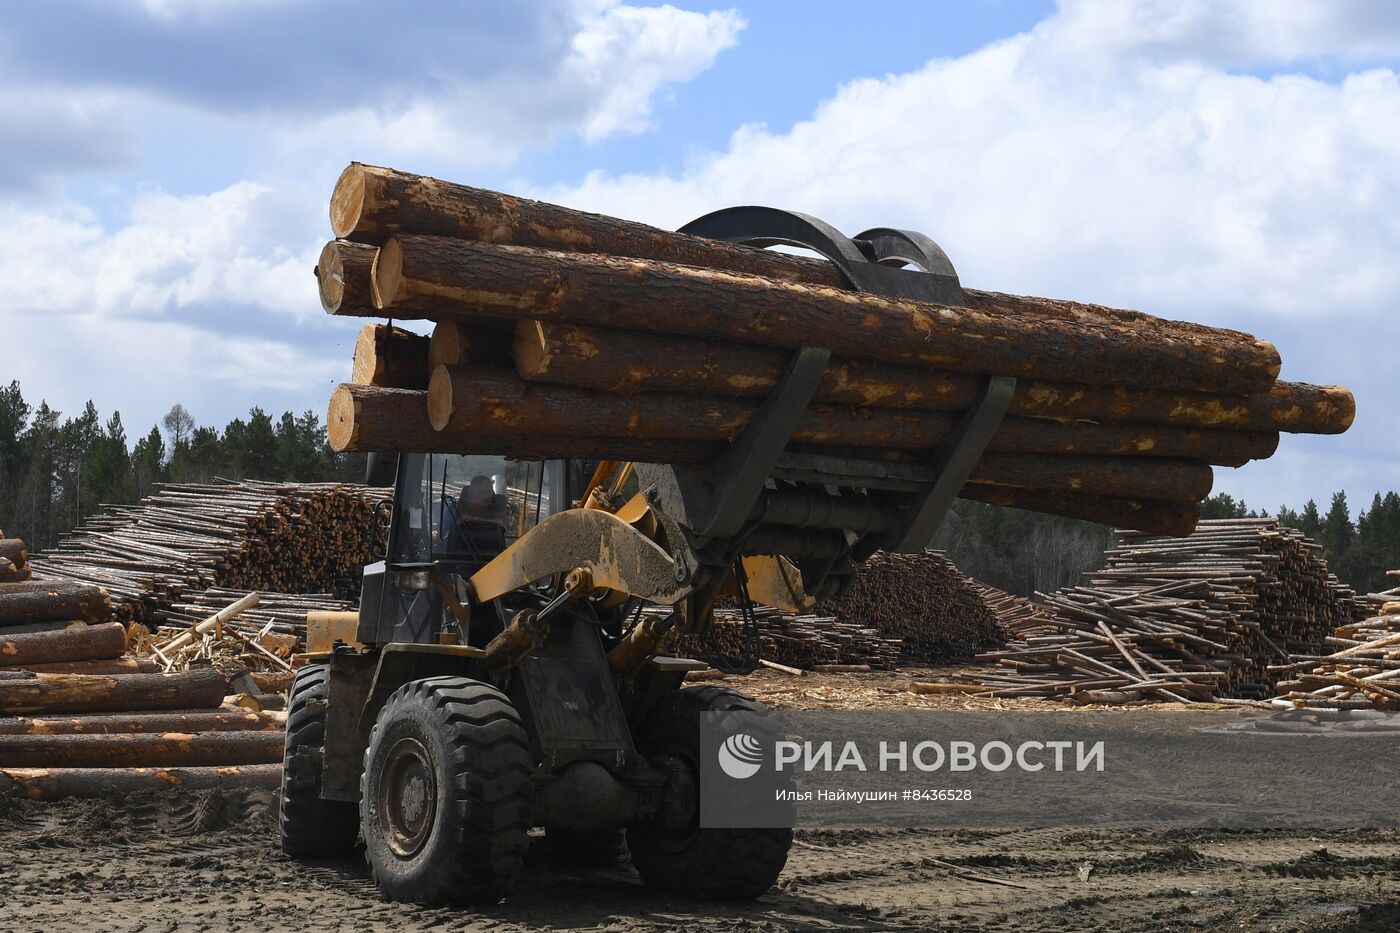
[966,520,1362,702]
[318,163,1354,535]
[0,544,285,800]
[27,480,389,627]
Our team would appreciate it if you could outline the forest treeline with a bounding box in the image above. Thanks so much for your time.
[1,380,1396,596]
[0,381,365,552]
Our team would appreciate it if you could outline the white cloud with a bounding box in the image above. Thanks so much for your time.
[280,3,743,169]
[0,181,320,320]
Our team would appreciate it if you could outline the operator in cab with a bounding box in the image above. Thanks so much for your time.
[452,475,508,558]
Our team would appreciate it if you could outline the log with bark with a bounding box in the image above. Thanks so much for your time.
[0,729,283,768]
[513,319,1352,435]
[420,365,1274,468]
[317,240,378,315]
[351,322,430,390]
[17,658,161,676]
[373,236,1280,395]
[0,621,128,668]
[0,668,228,715]
[0,764,281,800]
[0,582,113,627]
[0,707,284,735]
[0,557,30,583]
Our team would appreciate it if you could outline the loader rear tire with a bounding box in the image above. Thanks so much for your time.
[360,676,533,905]
[279,663,359,857]
[626,686,792,900]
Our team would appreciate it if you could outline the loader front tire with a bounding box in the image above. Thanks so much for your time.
[279,663,359,857]
[360,676,533,905]
[626,686,792,900]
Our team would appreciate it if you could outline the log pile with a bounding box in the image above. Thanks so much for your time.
[316,163,1355,536]
[673,605,903,671]
[822,550,1006,664]
[26,480,389,626]
[964,520,1363,703]
[1270,572,1400,710]
[0,564,286,799]
[974,583,1054,637]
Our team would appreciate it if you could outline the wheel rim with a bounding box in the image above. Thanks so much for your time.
[649,750,701,851]
[378,736,437,858]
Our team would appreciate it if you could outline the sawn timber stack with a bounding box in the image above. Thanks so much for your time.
[320,164,1355,536]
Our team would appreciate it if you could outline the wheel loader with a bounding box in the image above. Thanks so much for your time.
[279,210,1011,904]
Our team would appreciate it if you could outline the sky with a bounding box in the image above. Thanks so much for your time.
[4,0,1399,514]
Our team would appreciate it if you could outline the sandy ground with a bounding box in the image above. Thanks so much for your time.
[3,670,1398,933]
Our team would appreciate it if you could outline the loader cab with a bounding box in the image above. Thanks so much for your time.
[357,453,576,646]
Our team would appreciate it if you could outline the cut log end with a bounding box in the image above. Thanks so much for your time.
[512,319,550,379]
[327,384,358,452]
[330,162,368,240]
[427,364,453,431]
[430,320,468,370]
[317,241,345,312]
[372,237,404,309]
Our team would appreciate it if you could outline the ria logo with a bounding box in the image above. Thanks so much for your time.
[717,732,765,779]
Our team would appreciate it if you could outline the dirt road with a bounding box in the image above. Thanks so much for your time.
[3,672,1398,932]
[3,788,1399,933]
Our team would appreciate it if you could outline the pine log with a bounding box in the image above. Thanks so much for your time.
[424,366,1275,466]
[20,658,160,676]
[0,621,127,668]
[0,538,28,567]
[332,164,1283,378]
[514,319,1353,435]
[328,384,718,461]
[0,620,87,636]
[429,320,515,371]
[960,485,1200,536]
[0,582,113,626]
[317,240,378,315]
[328,165,1275,350]
[0,730,283,768]
[0,708,284,735]
[0,764,281,800]
[351,322,430,390]
[0,668,228,715]
[374,237,1281,395]
[0,557,30,583]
